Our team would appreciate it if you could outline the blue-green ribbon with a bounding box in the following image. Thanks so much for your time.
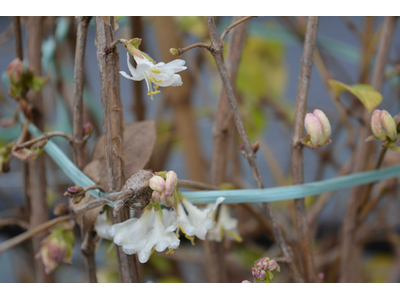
[24,116,400,205]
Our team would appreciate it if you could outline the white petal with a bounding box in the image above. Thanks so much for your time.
[162,59,187,72]
[170,74,183,87]
[94,212,112,240]
[126,52,136,77]
[120,71,145,81]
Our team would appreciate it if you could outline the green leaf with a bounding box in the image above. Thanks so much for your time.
[328,80,382,113]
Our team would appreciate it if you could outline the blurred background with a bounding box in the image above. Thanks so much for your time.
[1,16,400,283]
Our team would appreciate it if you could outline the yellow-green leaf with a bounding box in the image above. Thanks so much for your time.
[328,80,382,113]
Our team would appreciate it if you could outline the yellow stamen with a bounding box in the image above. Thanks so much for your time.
[153,77,162,83]
[154,85,159,89]
[225,230,243,243]
[185,234,196,246]
[166,248,176,255]
[151,247,156,255]
[151,69,161,74]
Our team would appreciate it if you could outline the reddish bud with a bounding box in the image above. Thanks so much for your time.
[7,58,24,85]
[67,186,83,195]
[83,122,93,136]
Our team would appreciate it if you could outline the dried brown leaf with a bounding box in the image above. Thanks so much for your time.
[91,121,156,179]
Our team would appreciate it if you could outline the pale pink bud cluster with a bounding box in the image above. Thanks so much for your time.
[251,256,280,283]
[7,58,24,85]
[304,109,331,148]
[371,109,397,142]
[241,280,251,283]
[149,171,179,208]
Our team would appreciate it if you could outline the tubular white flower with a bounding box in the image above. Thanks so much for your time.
[108,206,180,263]
[120,51,187,100]
[207,205,242,243]
[94,211,112,240]
[176,197,225,240]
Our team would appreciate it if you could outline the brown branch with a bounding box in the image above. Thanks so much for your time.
[340,17,367,44]
[130,16,146,121]
[105,38,128,53]
[175,42,213,56]
[220,16,254,42]
[26,16,53,283]
[14,131,73,150]
[340,16,397,283]
[290,16,319,283]
[64,184,106,198]
[207,16,303,283]
[0,218,30,230]
[72,18,96,282]
[0,198,111,255]
[13,17,23,60]
[95,16,140,283]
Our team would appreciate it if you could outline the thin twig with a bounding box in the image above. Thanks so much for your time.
[340,16,367,44]
[207,16,303,283]
[220,16,254,42]
[105,38,128,53]
[290,16,319,283]
[14,131,73,150]
[0,218,30,230]
[13,17,23,60]
[175,43,213,56]
[0,199,111,255]
[64,184,106,198]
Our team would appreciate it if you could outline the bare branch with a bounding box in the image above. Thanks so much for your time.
[290,16,319,283]
[14,131,73,150]
[220,16,254,42]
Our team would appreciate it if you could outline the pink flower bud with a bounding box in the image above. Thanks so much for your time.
[165,171,178,196]
[241,280,251,283]
[160,192,174,207]
[67,186,83,195]
[83,122,93,136]
[381,110,397,142]
[313,109,331,145]
[255,257,270,270]
[268,259,280,272]
[304,113,322,148]
[151,190,162,205]
[7,58,24,85]
[371,109,386,141]
[48,237,66,264]
[252,267,266,281]
[149,175,166,192]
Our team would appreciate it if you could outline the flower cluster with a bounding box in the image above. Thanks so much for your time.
[120,38,187,101]
[303,109,332,149]
[242,257,280,283]
[367,109,400,153]
[207,204,242,243]
[35,220,75,274]
[101,170,226,263]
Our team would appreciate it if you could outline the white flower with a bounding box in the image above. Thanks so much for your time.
[120,50,187,101]
[108,206,180,263]
[207,205,242,243]
[94,210,112,240]
[175,197,225,240]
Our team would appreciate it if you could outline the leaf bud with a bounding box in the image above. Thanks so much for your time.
[169,48,179,56]
[7,58,24,86]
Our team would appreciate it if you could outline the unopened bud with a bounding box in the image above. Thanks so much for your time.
[268,259,280,272]
[151,190,162,205]
[304,113,322,148]
[165,171,178,196]
[241,280,251,283]
[251,141,260,153]
[7,58,24,85]
[169,48,179,56]
[313,109,331,145]
[252,267,266,281]
[66,186,83,195]
[149,175,166,192]
[371,110,386,141]
[160,192,174,207]
[83,122,93,136]
[126,39,144,59]
[255,257,269,270]
[381,110,397,142]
